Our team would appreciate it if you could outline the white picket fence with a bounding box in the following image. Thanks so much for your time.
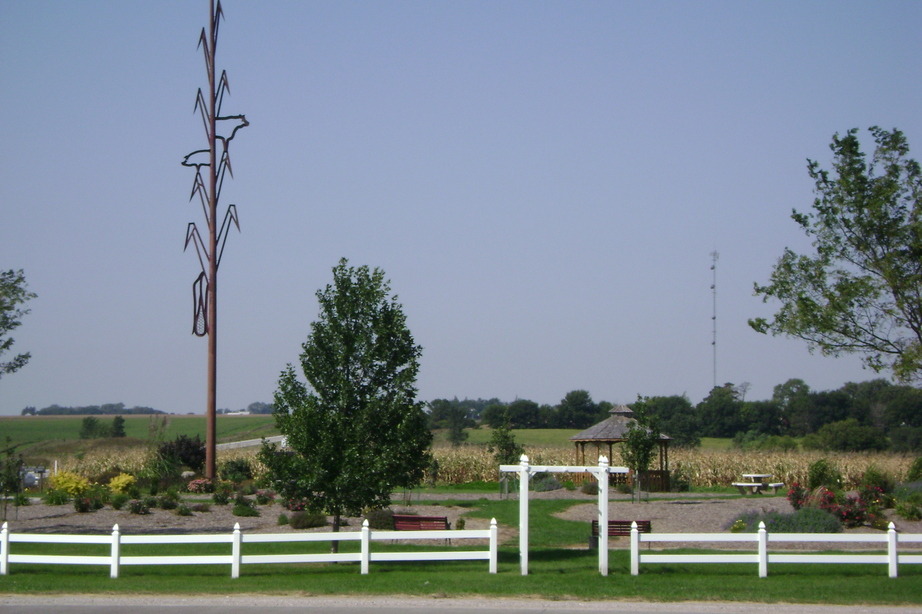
[0,519,498,578]
[630,521,922,577]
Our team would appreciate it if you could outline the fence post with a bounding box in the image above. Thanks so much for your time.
[757,522,767,578]
[110,524,120,579]
[361,519,370,575]
[518,454,530,576]
[630,521,639,575]
[597,455,609,576]
[888,522,898,578]
[1,521,9,576]
[489,518,498,574]
[231,523,241,578]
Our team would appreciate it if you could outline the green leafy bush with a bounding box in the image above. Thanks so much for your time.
[277,513,289,526]
[219,458,253,484]
[531,472,562,492]
[861,465,895,495]
[233,503,260,517]
[907,457,922,482]
[895,501,922,521]
[110,493,130,510]
[50,471,90,496]
[157,434,205,473]
[191,502,211,513]
[42,489,70,505]
[808,459,842,490]
[290,511,327,529]
[175,504,193,517]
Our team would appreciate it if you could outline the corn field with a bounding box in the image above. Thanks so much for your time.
[53,443,918,490]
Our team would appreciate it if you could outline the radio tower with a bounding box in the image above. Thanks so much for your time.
[710,251,719,391]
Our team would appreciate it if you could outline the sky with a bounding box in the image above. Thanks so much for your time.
[2,1,921,416]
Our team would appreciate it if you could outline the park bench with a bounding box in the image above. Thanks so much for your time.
[392,514,451,531]
[589,519,651,548]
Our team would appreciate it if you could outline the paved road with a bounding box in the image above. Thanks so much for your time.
[1,595,918,614]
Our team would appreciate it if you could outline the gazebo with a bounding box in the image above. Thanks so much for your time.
[570,405,671,491]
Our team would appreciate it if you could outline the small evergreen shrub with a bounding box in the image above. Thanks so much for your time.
[212,490,231,505]
[277,513,289,526]
[191,502,211,513]
[176,503,193,516]
[110,493,130,510]
[157,495,179,510]
[142,495,158,509]
[580,481,599,496]
[290,511,327,529]
[233,503,260,517]
[73,496,95,513]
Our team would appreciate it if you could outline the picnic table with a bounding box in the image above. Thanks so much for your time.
[732,473,785,495]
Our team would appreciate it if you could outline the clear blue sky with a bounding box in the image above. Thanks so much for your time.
[2,1,921,415]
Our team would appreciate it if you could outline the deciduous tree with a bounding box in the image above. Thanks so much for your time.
[0,269,36,380]
[259,259,432,542]
[751,127,922,382]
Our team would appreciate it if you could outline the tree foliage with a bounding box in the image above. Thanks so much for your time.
[620,399,661,499]
[0,269,37,379]
[751,127,922,382]
[259,259,432,532]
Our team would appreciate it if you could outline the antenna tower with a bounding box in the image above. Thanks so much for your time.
[710,251,719,390]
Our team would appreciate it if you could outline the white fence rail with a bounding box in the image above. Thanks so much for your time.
[630,521,922,578]
[0,519,498,578]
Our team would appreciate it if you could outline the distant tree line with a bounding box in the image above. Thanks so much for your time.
[426,379,922,453]
[21,403,163,416]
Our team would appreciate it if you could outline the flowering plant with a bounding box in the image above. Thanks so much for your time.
[186,478,215,494]
[787,483,807,510]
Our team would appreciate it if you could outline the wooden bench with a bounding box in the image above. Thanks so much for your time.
[589,520,651,548]
[392,514,451,531]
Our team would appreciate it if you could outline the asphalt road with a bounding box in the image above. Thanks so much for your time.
[1,595,919,614]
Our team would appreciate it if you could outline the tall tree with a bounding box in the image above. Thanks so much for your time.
[259,259,432,541]
[0,269,37,380]
[554,390,599,429]
[750,127,922,382]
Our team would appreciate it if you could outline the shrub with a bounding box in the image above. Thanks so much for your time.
[42,489,70,505]
[907,457,922,482]
[736,507,842,533]
[233,503,260,517]
[290,511,327,529]
[142,495,158,510]
[219,458,253,484]
[128,499,150,515]
[110,493,130,510]
[861,465,896,495]
[277,513,289,526]
[580,481,598,496]
[191,502,211,513]
[895,501,922,521]
[531,472,562,492]
[186,478,214,494]
[176,503,193,516]
[157,495,178,510]
[13,492,30,506]
[50,471,90,496]
[365,507,394,530]
[787,483,807,510]
[255,489,275,505]
[107,473,136,494]
[283,497,309,512]
[807,459,842,490]
[157,434,206,473]
[73,496,95,513]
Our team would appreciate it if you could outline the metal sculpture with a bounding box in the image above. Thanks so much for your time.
[182,0,248,480]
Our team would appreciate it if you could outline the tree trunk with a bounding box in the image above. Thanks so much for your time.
[330,513,341,554]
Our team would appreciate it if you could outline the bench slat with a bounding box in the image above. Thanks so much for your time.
[591,520,651,537]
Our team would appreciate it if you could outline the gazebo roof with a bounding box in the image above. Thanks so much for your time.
[569,404,670,443]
